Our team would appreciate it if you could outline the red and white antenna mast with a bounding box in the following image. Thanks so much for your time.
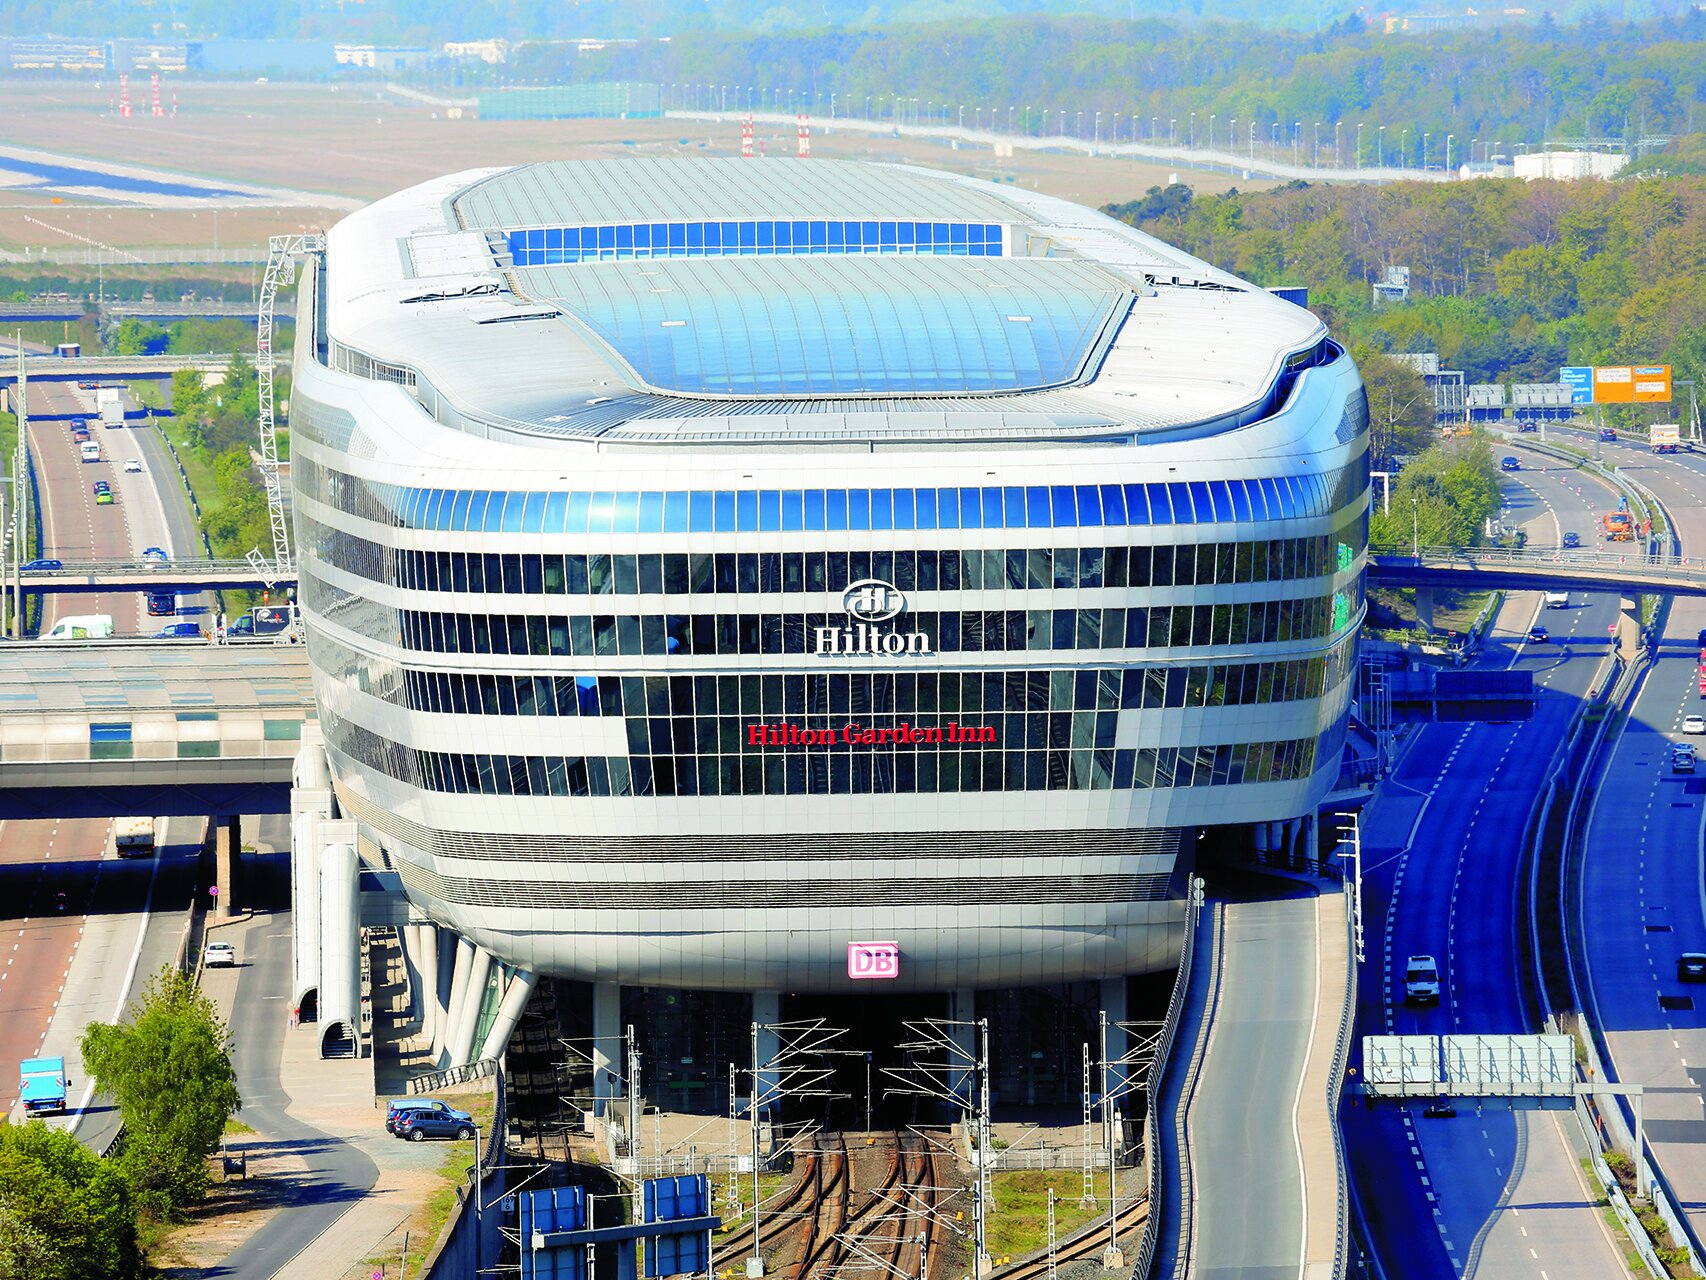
[150,71,163,118]
[119,74,131,119]
[797,113,810,158]
[741,113,754,158]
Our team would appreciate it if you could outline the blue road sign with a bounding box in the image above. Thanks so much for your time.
[1560,366,1594,405]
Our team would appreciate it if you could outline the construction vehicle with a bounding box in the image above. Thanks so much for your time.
[1602,511,1636,542]
[1651,423,1681,453]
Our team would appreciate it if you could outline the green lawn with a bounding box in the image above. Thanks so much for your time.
[985,1170,1113,1262]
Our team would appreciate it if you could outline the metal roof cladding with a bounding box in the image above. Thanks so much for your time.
[521,256,1129,397]
[451,157,1021,228]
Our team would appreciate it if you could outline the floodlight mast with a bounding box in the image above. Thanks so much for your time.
[256,233,322,578]
[1097,1011,1163,1265]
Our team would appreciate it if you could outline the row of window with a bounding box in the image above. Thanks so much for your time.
[309,522,1362,598]
[327,710,1321,797]
[378,648,1354,721]
[506,219,1007,266]
[293,452,1368,536]
[368,591,1361,658]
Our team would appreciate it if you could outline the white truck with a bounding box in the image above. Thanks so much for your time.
[114,817,156,856]
[97,386,124,428]
[40,614,114,640]
[1651,423,1681,454]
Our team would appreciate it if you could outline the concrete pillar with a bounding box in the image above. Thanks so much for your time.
[947,989,976,1107]
[753,991,781,1119]
[1618,595,1642,659]
[435,935,474,1064]
[398,925,427,1034]
[417,925,440,1046]
[290,809,323,1016]
[317,841,360,1056]
[447,946,494,1068]
[593,981,623,1118]
[478,969,538,1062]
[214,815,241,917]
[1415,587,1436,635]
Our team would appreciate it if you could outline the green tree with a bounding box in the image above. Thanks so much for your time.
[1353,345,1433,469]
[80,967,240,1220]
[109,318,168,357]
[0,1119,138,1280]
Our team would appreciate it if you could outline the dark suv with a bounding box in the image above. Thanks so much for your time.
[391,1099,474,1141]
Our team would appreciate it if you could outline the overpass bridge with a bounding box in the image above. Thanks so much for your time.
[0,639,312,820]
[19,558,299,594]
[0,352,276,385]
[1367,545,1706,598]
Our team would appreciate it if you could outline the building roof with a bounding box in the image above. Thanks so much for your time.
[324,158,1326,449]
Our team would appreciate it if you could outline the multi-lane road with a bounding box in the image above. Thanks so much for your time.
[1346,445,1628,1278]
[0,383,207,1135]
[1574,431,1706,1253]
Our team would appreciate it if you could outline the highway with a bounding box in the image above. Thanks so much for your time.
[1573,432,1706,1251]
[1344,447,1626,1278]
[0,383,211,1140]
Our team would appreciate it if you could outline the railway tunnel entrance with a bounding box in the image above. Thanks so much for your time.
[780,991,951,1130]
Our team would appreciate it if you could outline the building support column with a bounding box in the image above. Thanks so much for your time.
[435,935,474,1065]
[478,969,538,1062]
[417,925,440,1046]
[214,815,241,917]
[445,945,492,1068]
[1618,595,1642,660]
[317,841,360,1057]
[1415,587,1436,635]
[592,981,623,1118]
[398,924,427,1034]
[290,807,325,1017]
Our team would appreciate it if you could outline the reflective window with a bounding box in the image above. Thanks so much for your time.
[507,220,1005,265]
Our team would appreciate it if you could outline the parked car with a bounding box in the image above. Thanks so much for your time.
[21,558,62,571]
[1562,531,1581,549]
[1404,955,1442,1006]
[392,1100,475,1142]
[124,458,142,473]
[1679,953,1706,982]
[203,941,236,968]
[386,1098,450,1134]
[1527,626,1549,643]
[155,622,204,638]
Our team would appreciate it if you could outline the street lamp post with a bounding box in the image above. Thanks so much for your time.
[1400,127,1408,167]
[1151,115,1158,141]
[1094,110,1102,145]
[1356,121,1364,167]
[1189,110,1196,148]
[1446,133,1455,171]
[1209,113,1217,151]
[1378,124,1386,167]
[1292,120,1301,166]
[1422,131,1431,171]
[1412,496,1420,558]
[1169,117,1176,145]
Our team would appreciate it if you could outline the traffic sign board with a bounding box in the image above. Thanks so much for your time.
[209,885,219,897]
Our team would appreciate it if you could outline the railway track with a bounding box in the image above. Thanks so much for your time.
[989,1194,1149,1280]
[713,1144,822,1269]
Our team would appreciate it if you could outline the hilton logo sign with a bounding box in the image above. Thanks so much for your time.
[847,941,900,980]
[815,579,933,657]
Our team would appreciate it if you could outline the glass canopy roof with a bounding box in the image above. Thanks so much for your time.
[518,256,1130,397]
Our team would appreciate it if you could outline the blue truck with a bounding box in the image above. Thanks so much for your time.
[20,1056,68,1115]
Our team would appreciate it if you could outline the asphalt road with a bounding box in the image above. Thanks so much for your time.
[1343,451,1626,1278]
[1574,434,1706,1249]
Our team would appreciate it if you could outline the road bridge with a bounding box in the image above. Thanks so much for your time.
[18,558,298,594]
[0,640,312,820]
[1368,545,1706,597]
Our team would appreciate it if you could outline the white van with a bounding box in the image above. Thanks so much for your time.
[80,440,100,463]
[39,614,113,640]
[1544,592,1569,609]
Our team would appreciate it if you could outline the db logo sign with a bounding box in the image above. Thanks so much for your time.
[847,941,900,980]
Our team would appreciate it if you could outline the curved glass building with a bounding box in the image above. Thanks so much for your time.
[292,158,1366,1026]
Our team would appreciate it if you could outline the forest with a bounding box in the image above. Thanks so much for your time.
[1106,172,1706,401]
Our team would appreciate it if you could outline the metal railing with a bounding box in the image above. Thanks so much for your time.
[1326,887,1358,1279]
[19,556,276,577]
[408,1056,500,1096]
[1369,543,1703,577]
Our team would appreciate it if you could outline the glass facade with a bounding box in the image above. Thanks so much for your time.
[507,219,1006,265]
[293,453,1368,535]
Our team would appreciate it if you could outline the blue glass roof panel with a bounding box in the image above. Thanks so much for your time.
[518,257,1128,397]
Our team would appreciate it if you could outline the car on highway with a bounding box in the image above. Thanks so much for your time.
[203,941,236,968]
[95,487,114,505]
[1686,715,1706,735]
[1527,625,1549,643]
[123,458,142,473]
[1678,953,1706,982]
[77,380,98,390]
[154,622,204,638]
[1516,420,1538,433]
[93,479,109,492]
[1673,747,1696,774]
[21,558,62,571]
[71,418,86,430]
[146,591,176,616]
[1404,955,1441,1006]
[141,547,169,565]
[393,1100,475,1142]
[1562,531,1582,549]
[1500,455,1521,471]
